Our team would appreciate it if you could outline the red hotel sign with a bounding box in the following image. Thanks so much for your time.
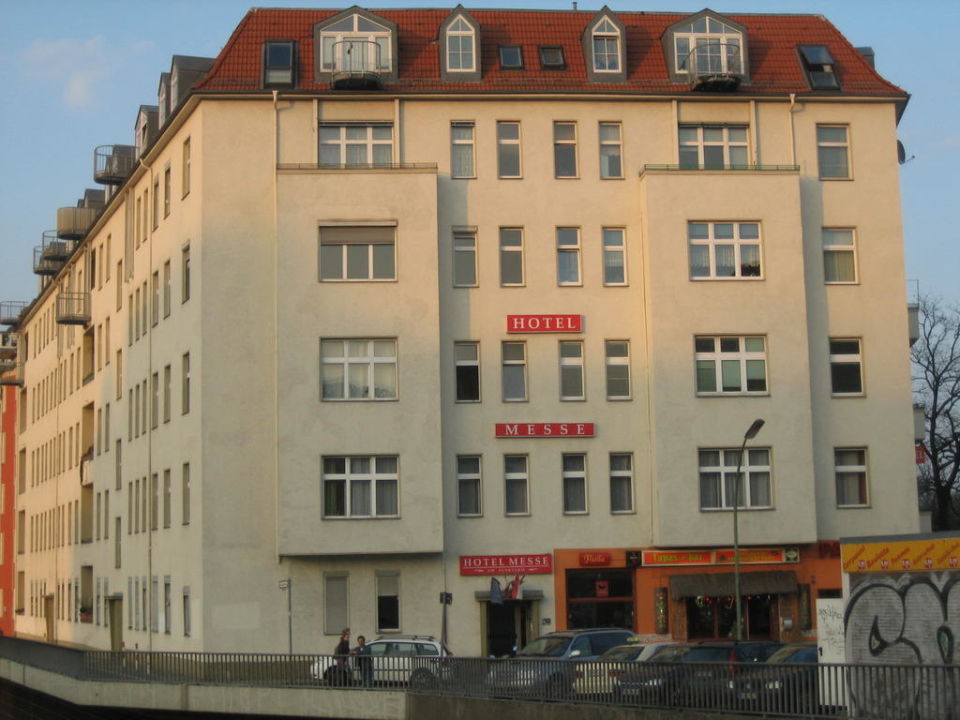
[507,315,582,333]
[460,554,554,576]
[496,423,595,438]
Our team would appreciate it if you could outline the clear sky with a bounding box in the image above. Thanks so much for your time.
[1,0,957,307]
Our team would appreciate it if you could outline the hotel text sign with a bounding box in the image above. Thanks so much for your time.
[496,423,595,438]
[460,554,554,575]
[507,315,582,333]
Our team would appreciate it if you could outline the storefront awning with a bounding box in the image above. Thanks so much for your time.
[669,570,798,599]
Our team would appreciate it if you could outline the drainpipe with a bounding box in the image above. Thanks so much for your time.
[788,93,799,167]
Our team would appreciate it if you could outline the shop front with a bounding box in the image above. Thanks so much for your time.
[554,544,842,642]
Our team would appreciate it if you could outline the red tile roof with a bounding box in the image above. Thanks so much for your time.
[195,7,906,98]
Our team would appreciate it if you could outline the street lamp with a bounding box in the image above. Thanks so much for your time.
[733,418,765,642]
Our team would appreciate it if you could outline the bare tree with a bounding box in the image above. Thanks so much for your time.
[912,296,960,530]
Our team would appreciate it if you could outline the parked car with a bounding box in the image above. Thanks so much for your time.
[486,628,636,699]
[310,635,452,687]
[574,640,678,697]
[612,643,697,705]
[732,642,820,714]
[676,640,784,708]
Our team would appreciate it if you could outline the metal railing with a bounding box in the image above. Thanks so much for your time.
[0,301,28,326]
[277,162,437,171]
[643,163,800,172]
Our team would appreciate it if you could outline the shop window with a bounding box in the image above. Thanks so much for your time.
[566,569,634,629]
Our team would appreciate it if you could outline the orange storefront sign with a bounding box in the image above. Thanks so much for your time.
[640,547,798,567]
[842,538,960,573]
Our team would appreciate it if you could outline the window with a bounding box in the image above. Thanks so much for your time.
[263,41,295,87]
[181,138,191,197]
[559,341,585,400]
[562,454,587,514]
[674,15,743,75]
[688,221,761,279]
[605,341,631,399]
[556,227,581,285]
[501,342,527,402]
[817,125,850,179]
[324,574,348,635]
[499,228,524,286]
[163,167,171,217]
[457,455,481,517]
[151,373,159,429]
[446,16,475,72]
[553,122,578,178]
[318,13,393,74]
[319,124,392,167]
[602,228,626,285]
[699,448,772,510]
[151,271,160,326]
[455,342,480,402]
[799,45,839,90]
[453,231,477,286]
[163,261,171,316]
[679,125,748,169]
[823,228,857,283]
[323,456,399,518]
[830,338,863,395]
[150,473,158,530]
[152,179,159,229]
[116,261,123,310]
[497,122,521,178]
[163,469,171,528]
[609,453,634,513]
[181,353,190,414]
[835,448,868,507]
[539,46,565,69]
[499,45,523,69]
[163,365,171,423]
[451,122,475,179]
[319,226,395,281]
[321,339,397,400]
[695,336,767,394]
[591,17,621,72]
[181,245,191,303]
[599,123,622,178]
[504,455,529,515]
[181,463,190,525]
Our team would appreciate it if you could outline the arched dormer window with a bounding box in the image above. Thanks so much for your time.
[582,9,626,83]
[664,10,748,88]
[440,8,481,81]
[314,9,398,86]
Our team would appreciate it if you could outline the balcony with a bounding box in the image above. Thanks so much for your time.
[0,331,17,359]
[56,292,90,326]
[0,301,27,326]
[0,359,23,386]
[80,449,94,487]
[94,145,136,185]
[685,43,744,91]
[57,206,99,240]
[329,40,385,89]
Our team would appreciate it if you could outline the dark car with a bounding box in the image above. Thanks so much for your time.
[677,641,784,708]
[613,643,697,705]
[486,628,636,700]
[733,642,820,714]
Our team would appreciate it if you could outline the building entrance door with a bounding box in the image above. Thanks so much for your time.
[43,595,55,642]
[486,601,531,657]
[106,597,123,650]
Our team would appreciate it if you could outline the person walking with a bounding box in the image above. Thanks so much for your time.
[354,634,373,686]
[327,628,352,686]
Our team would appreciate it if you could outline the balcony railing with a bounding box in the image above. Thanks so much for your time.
[0,359,23,386]
[0,331,18,358]
[57,206,99,240]
[329,39,386,89]
[33,245,64,275]
[94,145,137,185]
[643,163,800,172]
[0,301,27,326]
[684,42,744,91]
[56,292,90,326]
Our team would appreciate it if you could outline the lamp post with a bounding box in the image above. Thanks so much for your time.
[733,418,765,642]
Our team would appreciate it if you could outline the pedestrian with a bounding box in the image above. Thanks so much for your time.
[327,627,352,686]
[354,634,373,686]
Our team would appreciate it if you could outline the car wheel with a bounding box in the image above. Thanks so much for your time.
[410,668,438,691]
[547,673,570,701]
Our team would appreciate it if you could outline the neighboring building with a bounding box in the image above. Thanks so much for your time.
[4,6,918,655]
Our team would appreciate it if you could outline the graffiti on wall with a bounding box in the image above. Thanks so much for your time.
[845,572,959,719]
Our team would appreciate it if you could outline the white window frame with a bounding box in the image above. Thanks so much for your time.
[501,341,527,402]
[678,125,749,169]
[602,227,627,285]
[609,453,634,513]
[562,453,588,514]
[553,122,578,178]
[319,226,396,282]
[504,455,529,516]
[321,338,398,401]
[559,340,585,401]
[699,448,772,510]
[319,124,393,167]
[452,230,477,287]
[497,121,522,178]
[456,455,482,517]
[450,122,476,179]
[556,227,581,285]
[817,124,851,180]
[605,340,631,400]
[694,335,767,395]
[319,15,392,73]
[674,18,743,75]
[322,455,399,519]
[454,341,480,403]
[822,228,857,284]
[835,448,869,508]
[829,338,863,396]
[446,16,476,72]
[688,221,762,279]
[599,122,623,179]
[499,227,524,286]
[591,17,622,72]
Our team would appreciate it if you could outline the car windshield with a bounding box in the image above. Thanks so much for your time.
[683,646,730,662]
[518,636,572,657]
[768,646,817,664]
[600,645,643,661]
[649,645,690,662]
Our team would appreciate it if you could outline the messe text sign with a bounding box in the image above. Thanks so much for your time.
[460,554,554,575]
[496,423,595,438]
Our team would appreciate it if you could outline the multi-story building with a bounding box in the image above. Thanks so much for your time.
[3,6,918,656]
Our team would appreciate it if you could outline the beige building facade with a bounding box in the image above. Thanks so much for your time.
[3,7,919,656]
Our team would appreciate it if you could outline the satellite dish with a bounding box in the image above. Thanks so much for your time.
[897,140,906,164]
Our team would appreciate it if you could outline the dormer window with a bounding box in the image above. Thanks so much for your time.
[447,16,476,72]
[592,18,621,72]
[318,14,393,74]
[263,41,295,88]
[499,45,523,70]
[674,16,743,76]
[539,46,566,70]
[799,45,840,90]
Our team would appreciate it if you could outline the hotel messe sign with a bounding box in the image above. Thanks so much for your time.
[460,554,554,575]
[507,314,582,333]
